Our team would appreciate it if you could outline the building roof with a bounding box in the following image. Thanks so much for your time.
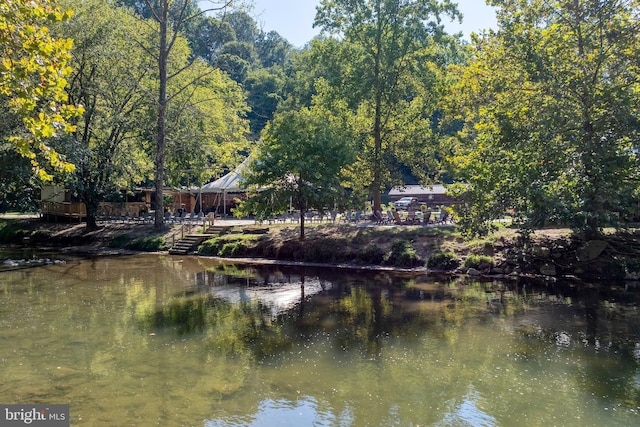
[200,159,248,193]
[388,184,448,197]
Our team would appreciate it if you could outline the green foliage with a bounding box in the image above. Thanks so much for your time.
[244,67,286,135]
[198,235,258,257]
[303,238,346,263]
[0,220,26,243]
[463,255,493,269]
[384,239,421,268]
[241,100,356,239]
[313,0,463,210]
[426,252,460,270]
[357,242,386,265]
[447,0,640,239]
[0,0,82,180]
[108,234,166,251]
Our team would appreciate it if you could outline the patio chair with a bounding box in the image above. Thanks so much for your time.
[385,210,394,225]
[305,211,315,223]
[391,210,405,225]
[436,209,450,224]
[349,211,362,223]
[373,210,384,224]
[422,209,432,225]
[405,209,419,225]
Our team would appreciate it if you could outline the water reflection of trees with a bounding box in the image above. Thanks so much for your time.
[2,254,640,425]
[122,264,640,362]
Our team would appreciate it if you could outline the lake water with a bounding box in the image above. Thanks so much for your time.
[0,252,639,426]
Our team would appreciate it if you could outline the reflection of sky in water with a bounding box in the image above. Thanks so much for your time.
[209,278,329,317]
[437,389,497,427]
[206,390,497,427]
[206,397,353,427]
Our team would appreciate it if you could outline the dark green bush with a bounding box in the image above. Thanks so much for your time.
[384,239,422,267]
[303,238,344,263]
[426,252,460,270]
[0,221,25,243]
[108,234,131,248]
[108,234,166,251]
[357,242,386,265]
[127,236,166,251]
[199,235,256,256]
[219,241,247,257]
[464,254,493,269]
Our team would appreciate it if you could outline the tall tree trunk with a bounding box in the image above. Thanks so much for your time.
[154,3,168,228]
[371,1,383,214]
[372,96,383,213]
[84,197,99,230]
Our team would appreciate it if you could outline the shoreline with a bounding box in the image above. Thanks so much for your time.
[2,216,640,283]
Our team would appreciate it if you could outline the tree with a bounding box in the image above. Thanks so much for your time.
[52,0,156,229]
[242,101,356,240]
[213,40,259,82]
[0,0,82,180]
[314,0,461,213]
[163,65,250,189]
[0,99,40,211]
[244,66,286,136]
[255,30,292,68]
[448,0,640,238]
[139,0,234,227]
[184,15,235,63]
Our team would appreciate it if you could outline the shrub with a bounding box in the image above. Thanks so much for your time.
[127,237,166,251]
[108,234,166,251]
[199,235,256,256]
[219,241,247,257]
[426,252,460,270]
[464,254,493,269]
[384,239,422,268]
[0,220,26,243]
[108,234,131,248]
[357,242,386,265]
[303,238,344,263]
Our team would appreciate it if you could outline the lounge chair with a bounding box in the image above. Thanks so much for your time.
[422,209,432,225]
[436,209,450,224]
[373,210,385,224]
[385,210,395,225]
[391,210,405,225]
[405,209,419,225]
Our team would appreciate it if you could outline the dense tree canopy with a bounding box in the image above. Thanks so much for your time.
[314,0,462,212]
[0,0,82,180]
[5,0,640,243]
[53,0,155,228]
[448,0,640,238]
[242,98,356,239]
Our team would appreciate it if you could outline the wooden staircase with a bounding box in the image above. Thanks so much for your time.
[168,225,231,255]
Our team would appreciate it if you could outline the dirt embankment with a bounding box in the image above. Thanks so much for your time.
[2,218,640,281]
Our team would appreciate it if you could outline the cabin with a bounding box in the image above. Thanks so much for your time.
[40,186,86,222]
[40,186,151,222]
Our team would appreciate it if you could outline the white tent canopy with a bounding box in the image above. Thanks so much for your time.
[200,160,250,216]
[200,160,248,194]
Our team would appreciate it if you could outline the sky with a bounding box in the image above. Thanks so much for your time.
[249,0,498,48]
